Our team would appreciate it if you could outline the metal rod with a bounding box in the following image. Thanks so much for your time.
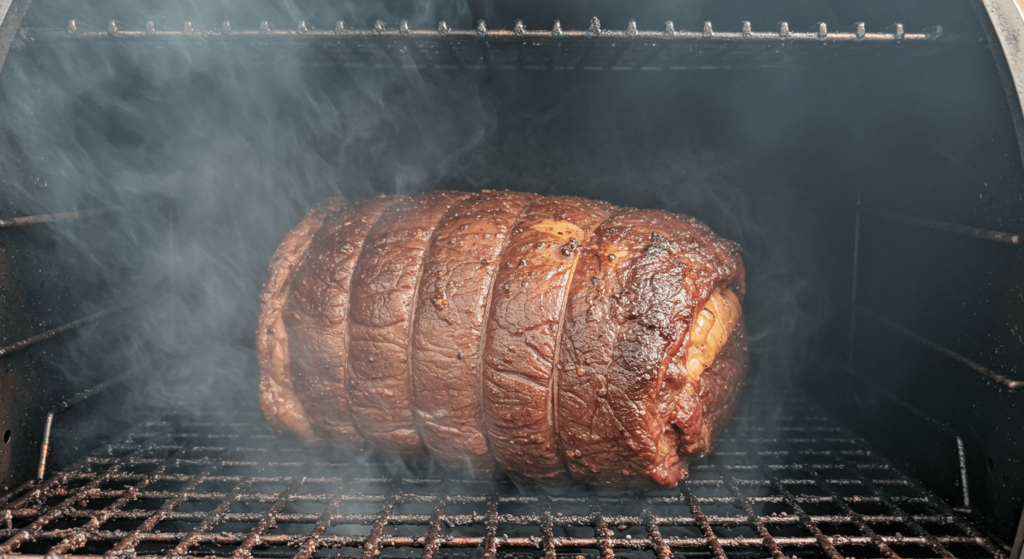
[106,463,220,555]
[482,497,499,559]
[3,395,1007,557]
[295,491,348,559]
[830,449,955,558]
[802,467,899,559]
[858,305,1024,391]
[863,206,1021,244]
[46,461,172,554]
[36,372,130,479]
[359,489,398,559]
[0,207,112,228]
[956,435,971,508]
[34,412,54,481]
[232,473,307,558]
[31,21,938,42]
[680,486,726,559]
[0,306,122,358]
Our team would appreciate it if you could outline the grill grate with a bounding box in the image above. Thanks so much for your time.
[0,394,1008,558]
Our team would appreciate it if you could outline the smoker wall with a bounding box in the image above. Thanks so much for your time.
[0,0,1020,544]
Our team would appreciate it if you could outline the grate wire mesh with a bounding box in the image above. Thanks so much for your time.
[0,396,1009,558]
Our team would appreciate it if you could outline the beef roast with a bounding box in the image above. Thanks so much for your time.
[411,191,537,475]
[257,197,348,444]
[258,190,747,487]
[347,191,473,457]
[283,197,398,447]
[481,196,615,484]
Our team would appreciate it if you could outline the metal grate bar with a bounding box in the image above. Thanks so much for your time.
[847,463,955,558]
[20,18,951,72]
[107,463,219,555]
[641,507,671,559]
[45,461,171,555]
[295,491,347,559]
[482,497,499,559]
[0,306,121,358]
[680,486,727,559]
[857,305,1024,392]
[805,466,900,559]
[232,473,308,558]
[588,504,615,559]
[0,398,1009,558]
[760,463,846,559]
[538,499,556,559]
[359,488,398,559]
[0,207,115,228]
[33,20,940,43]
[0,463,127,554]
[170,477,258,556]
[863,206,1021,245]
[721,473,787,559]
[834,449,1004,558]
[419,495,446,559]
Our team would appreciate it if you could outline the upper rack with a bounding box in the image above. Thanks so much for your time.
[23,17,952,70]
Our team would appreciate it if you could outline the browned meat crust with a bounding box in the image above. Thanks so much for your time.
[347,191,474,457]
[556,208,745,488]
[285,197,399,447]
[481,196,615,485]
[256,197,348,444]
[257,191,747,485]
[411,191,538,475]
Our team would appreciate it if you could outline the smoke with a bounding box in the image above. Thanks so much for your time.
[0,0,487,418]
[0,1,826,446]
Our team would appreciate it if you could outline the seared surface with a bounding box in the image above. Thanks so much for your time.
[481,196,614,485]
[347,191,473,457]
[257,197,348,444]
[556,209,745,488]
[285,197,398,447]
[257,191,747,485]
[411,191,537,475]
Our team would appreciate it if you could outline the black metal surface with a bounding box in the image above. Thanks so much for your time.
[0,393,1008,558]
[21,18,952,71]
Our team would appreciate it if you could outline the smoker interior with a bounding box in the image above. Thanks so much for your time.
[0,0,1021,555]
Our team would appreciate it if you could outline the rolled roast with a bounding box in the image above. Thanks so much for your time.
[257,190,746,488]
